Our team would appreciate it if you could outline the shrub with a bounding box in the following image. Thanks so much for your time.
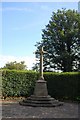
[2,69,38,97]
[44,72,80,101]
[1,69,80,101]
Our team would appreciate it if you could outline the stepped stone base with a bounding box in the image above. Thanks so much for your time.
[19,95,63,107]
[19,79,63,107]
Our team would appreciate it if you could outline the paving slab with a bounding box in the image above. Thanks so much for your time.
[0,101,79,120]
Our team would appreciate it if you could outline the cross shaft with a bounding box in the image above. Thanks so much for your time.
[40,47,44,80]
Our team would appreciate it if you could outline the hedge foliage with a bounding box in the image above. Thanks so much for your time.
[1,70,38,97]
[44,72,80,101]
[0,69,80,101]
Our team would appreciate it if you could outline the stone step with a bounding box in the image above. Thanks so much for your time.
[20,101,63,107]
[19,78,63,107]
[23,100,58,104]
[27,96,55,101]
[19,96,63,107]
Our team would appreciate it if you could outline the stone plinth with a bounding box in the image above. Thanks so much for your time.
[34,80,48,97]
[19,79,63,107]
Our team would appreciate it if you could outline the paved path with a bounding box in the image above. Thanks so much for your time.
[1,101,79,119]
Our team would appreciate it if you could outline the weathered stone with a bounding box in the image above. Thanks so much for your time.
[20,47,63,107]
[19,78,63,107]
[34,80,48,97]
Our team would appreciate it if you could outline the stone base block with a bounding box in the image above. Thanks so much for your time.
[19,95,63,107]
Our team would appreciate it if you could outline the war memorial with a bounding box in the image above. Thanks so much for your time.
[20,47,63,107]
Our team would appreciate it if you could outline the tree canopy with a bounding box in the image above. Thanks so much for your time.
[35,9,80,72]
[2,61,27,70]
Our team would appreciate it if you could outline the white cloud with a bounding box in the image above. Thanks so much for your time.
[2,7,33,12]
[0,55,36,70]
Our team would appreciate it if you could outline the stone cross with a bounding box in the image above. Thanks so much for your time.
[40,47,44,80]
[20,47,63,107]
[34,46,47,80]
[37,46,47,80]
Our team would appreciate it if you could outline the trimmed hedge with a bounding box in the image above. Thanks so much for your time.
[1,69,80,101]
[1,70,38,97]
[44,72,80,101]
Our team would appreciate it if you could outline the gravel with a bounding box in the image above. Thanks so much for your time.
[1,101,79,119]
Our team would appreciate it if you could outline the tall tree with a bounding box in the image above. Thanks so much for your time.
[35,9,80,72]
[2,61,27,70]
